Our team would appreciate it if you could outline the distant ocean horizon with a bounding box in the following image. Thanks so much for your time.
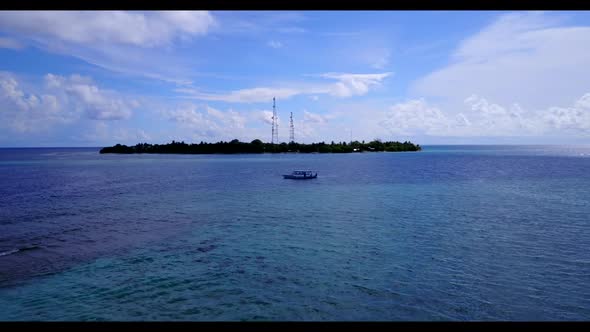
[1,145,589,320]
[3,143,590,148]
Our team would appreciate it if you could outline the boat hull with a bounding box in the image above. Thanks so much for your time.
[283,174,317,179]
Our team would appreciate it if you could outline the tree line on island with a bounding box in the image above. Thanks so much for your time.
[99,139,421,154]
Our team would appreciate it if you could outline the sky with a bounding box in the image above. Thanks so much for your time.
[1,10,590,146]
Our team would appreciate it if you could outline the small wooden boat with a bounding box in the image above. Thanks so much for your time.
[283,170,317,179]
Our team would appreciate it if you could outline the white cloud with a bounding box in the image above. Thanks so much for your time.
[380,99,452,136]
[463,94,540,135]
[303,110,330,124]
[292,110,340,142]
[0,73,73,133]
[166,103,252,141]
[0,11,216,48]
[321,72,392,97]
[163,105,331,143]
[413,11,590,111]
[0,72,141,135]
[69,84,133,120]
[267,40,283,48]
[453,11,557,62]
[380,93,590,137]
[206,105,246,129]
[45,74,137,120]
[178,87,300,103]
[543,93,590,132]
[178,72,392,103]
[0,11,216,86]
[400,11,590,141]
[166,104,206,127]
[257,110,277,126]
[292,119,316,142]
[258,109,334,143]
[575,93,590,109]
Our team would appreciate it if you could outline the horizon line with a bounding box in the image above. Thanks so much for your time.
[3,143,590,149]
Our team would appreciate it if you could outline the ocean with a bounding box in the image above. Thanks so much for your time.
[0,145,589,320]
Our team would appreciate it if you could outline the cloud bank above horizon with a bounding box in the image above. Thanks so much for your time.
[1,10,589,146]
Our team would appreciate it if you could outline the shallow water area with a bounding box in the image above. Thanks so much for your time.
[0,145,589,320]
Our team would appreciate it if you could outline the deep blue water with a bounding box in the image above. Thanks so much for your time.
[0,145,589,321]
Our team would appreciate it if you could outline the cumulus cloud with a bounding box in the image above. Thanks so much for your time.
[293,110,340,142]
[0,11,216,48]
[164,105,329,143]
[380,99,452,136]
[71,84,134,120]
[206,106,246,129]
[165,103,250,140]
[292,119,317,142]
[166,104,206,127]
[0,73,73,133]
[380,93,590,137]
[257,109,332,143]
[463,94,539,135]
[257,110,277,126]
[303,110,330,124]
[543,93,590,132]
[396,11,590,141]
[0,72,140,135]
[45,74,137,120]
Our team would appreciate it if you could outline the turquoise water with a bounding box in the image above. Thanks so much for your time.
[0,146,589,320]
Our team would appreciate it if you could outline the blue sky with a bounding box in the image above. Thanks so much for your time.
[1,10,590,146]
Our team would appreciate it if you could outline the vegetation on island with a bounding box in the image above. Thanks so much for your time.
[99,139,421,154]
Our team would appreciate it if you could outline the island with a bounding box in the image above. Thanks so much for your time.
[99,139,421,154]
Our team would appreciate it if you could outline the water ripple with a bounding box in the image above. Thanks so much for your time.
[1,147,590,320]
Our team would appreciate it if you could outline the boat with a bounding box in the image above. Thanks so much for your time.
[283,170,317,179]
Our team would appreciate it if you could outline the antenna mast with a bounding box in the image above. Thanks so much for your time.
[289,112,295,143]
[271,97,279,144]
